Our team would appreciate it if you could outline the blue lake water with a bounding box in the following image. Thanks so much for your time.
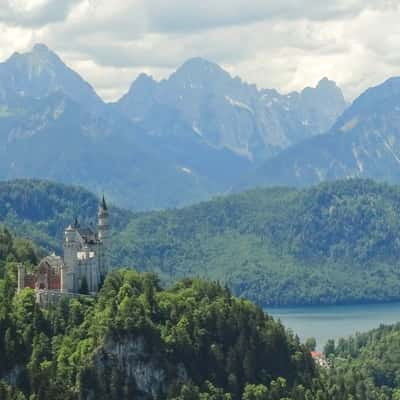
[264,302,400,350]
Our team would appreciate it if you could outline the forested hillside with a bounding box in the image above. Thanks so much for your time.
[113,178,400,305]
[320,322,400,399]
[0,262,318,399]
[0,179,132,253]
[0,226,38,280]
[3,178,400,306]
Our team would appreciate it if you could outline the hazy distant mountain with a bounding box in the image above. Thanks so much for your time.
[0,44,347,209]
[244,77,400,188]
[0,92,223,209]
[117,58,347,162]
[0,45,254,209]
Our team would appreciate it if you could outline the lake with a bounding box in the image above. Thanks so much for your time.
[264,302,400,350]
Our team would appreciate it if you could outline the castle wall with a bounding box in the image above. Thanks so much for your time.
[48,271,61,290]
[23,275,36,290]
[20,267,61,291]
[35,290,89,306]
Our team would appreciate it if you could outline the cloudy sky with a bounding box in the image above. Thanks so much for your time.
[1,0,399,101]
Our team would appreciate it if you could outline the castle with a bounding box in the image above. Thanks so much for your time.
[17,196,109,297]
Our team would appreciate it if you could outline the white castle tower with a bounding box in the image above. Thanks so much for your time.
[97,195,109,279]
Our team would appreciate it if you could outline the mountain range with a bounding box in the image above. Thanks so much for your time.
[116,58,346,162]
[245,77,400,189]
[0,44,347,209]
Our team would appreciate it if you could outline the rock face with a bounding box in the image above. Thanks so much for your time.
[4,366,23,386]
[93,337,168,399]
[117,58,347,162]
[244,77,400,189]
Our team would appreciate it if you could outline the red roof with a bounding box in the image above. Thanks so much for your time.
[311,351,324,358]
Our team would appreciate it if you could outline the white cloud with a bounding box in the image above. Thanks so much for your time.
[0,0,399,101]
[0,0,81,26]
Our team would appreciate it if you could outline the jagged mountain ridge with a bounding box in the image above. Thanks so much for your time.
[116,57,347,162]
[0,44,346,209]
[244,76,400,189]
[0,45,254,209]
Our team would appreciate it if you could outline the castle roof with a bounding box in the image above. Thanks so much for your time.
[101,195,108,211]
[39,254,65,270]
[77,226,94,237]
[98,195,108,217]
[77,226,99,244]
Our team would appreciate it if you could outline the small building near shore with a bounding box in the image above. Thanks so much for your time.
[311,351,330,369]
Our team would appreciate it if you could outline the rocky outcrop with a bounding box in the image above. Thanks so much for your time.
[4,365,23,386]
[93,336,168,399]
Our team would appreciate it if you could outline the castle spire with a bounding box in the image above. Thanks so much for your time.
[98,195,109,235]
[101,194,107,211]
[97,195,109,279]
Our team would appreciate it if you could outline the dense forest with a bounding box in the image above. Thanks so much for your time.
[113,178,400,306]
[0,230,318,399]
[3,178,400,305]
[4,229,400,398]
[318,322,400,399]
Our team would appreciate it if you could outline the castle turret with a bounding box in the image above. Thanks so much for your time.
[98,195,109,242]
[98,195,109,278]
[63,224,77,292]
[17,264,25,293]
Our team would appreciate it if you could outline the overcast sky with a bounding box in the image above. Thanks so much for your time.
[0,0,399,101]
